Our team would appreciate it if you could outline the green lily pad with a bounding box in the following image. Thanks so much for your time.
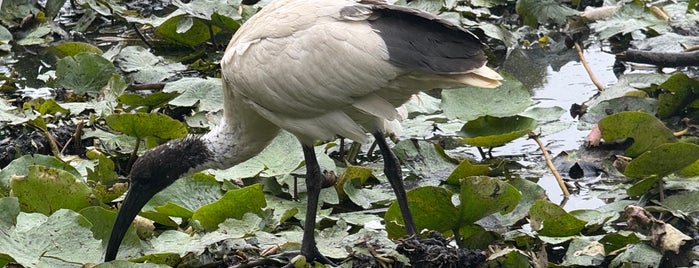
[459,176,521,224]
[163,77,223,112]
[155,15,211,47]
[10,165,93,215]
[55,52,116,96]
[529,199,587,237]
[624,142,699,179]
[384,186,459,238]
[656,73,699,119]
[445,160,490,185]
[49,41,103,58]
[0,154,81,193]
[117,92,180,111]
[456,115,537,148]
[115,46,187,83]
[0,207,102,267]
[516,0,579,26]
[598,111,676,157]
[105,113,188,140]
[442,72,532,121]
[192,184,266,231]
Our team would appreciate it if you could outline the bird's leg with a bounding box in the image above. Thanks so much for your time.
[372,132,417,235]
[299,145,336,265]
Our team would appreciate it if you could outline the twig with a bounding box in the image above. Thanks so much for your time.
[61,120,84,155]
[575,43,605,91]
[528,132,570,197]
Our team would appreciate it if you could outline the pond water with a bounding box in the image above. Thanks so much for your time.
[496,44,620,211]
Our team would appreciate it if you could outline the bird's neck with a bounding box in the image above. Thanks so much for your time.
[198,93,280,171]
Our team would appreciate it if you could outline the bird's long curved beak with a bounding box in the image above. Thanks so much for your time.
[104,184,155,262]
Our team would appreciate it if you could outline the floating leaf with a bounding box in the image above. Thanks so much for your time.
[456,115,537,148]
[9,165,93,215]
[0,208,102,267]
[445,160,490,185]
[0,155,81,193]
[384,186,459,238]
[192,184,266,231]
[442,73,532,121]
[50,41,102,58]
[105,113,188,140]
[459,176,521,224]
[117,92,180,111]
[516,0,580,26]
[656,73,699,119]
[598,111,676,157]
[624,142,699,179]
[115,46,187,83]
[163,77,223,112]
[155,15,211,47]
[56,52,116,95]
[529,199,586,237]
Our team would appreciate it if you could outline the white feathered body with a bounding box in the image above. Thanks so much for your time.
[204,0,501,169]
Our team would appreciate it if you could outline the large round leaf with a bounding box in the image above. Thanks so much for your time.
[105,113,188,140]
[624,142,699,179]
[55,52,116,95]
[598,111,676,157]
[384,186,459,238]
[529,199,586,237]
[459,176,521,224]
[456,115,537,147]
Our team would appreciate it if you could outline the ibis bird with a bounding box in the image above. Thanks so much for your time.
[104,0,502,264]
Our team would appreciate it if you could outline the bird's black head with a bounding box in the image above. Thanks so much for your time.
[104,136,212,261]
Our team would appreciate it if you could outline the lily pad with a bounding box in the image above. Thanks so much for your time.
[624,142,699,179]
[655,73,699,119]
[384,186,459,238]
[115,46,187,83]
[442,73,532,121]
[56,52,116,95]
[459,176,521,224]
[50,41,103,58]
[529,199,587,237]
[105,113,188,140]
[598,111,676,157]
[117,92,180,111]
[445,160,490,185]
[155,15,211,47]
[192,184,266,231]
[456,115,537,148]
[163,77,223,112]
[9,165,93,215]
[516,0,580,26]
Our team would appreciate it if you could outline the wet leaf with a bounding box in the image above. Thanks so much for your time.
[590,2,669,40]
[493,178,547,226]
[385,186,458,238]
[561,238,605,266]
[56,52,116,95]
[661,191,699,215]
[609,243,662,268]
[163,77,223,112]
[192,184,266,231]
[656,73,699,118]
[515,0,580,26]
[155,15,211,47]
[529,199,586,237]
[456,115,537,148]
[16,24,52,46]
[442,73,532,121]
[50,41,103,58]
[624,142,699,179]
[0,155,81,193]
[80,206,142,255]
[115,46,187,83]
[598,111,676,157]
[117,92,180,111]
[393,140,456,181]
[486,248,531,267]
[105,113,188,140]
[0,207,102,267]
[445,160,490,185]
[9,165,93,215]
[459,176,521,224]
[626,176,660,197]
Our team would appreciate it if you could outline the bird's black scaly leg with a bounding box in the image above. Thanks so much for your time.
[372,132,417,235]
[299,144,336,265]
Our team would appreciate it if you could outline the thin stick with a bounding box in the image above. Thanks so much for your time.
[529,132,570,197]
[575,43,605,91]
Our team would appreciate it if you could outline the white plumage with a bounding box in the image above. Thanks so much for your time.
[105,0,501,264]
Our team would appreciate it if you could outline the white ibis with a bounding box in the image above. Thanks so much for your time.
[104,0,502,264]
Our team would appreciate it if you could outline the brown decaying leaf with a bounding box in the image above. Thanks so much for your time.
[625,205,691,254]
